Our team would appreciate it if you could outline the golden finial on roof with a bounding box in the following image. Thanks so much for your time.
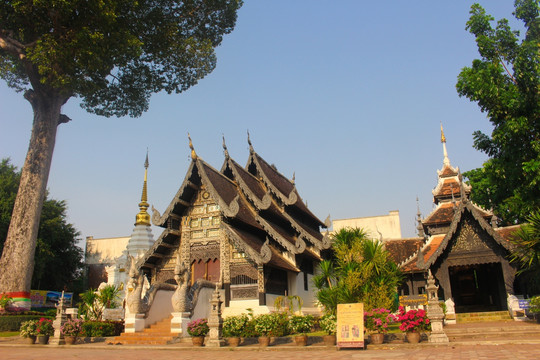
[291,172,295,185]
[440,122,450,166]
[440,122,446,143]
[188,132,197,161]
[135,150,151,226]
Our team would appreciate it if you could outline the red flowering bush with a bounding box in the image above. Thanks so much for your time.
[364,308,394,334]
[36,317,54,336]
[396,306,430,332]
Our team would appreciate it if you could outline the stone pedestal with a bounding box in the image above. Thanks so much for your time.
[206,286,225,347]
[426,270,448,343]
[171,312,191,336]
[50,293,67,346]
[124,313,145,333]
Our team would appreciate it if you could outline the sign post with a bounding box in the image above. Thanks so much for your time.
[336,303,364,350]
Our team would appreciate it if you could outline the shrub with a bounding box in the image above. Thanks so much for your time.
[0,294,13,310]
[288,314,314,335]
[364,308,394,334]
[187,318,209,337]
[61,318,83,337]
[222,314,249,337]
[253,313,288,337]
[81,321,117,337]
[396,306,430,332]
[319,313,336,335]
[36,318,54,336]
[0,314,47,332]
[530,296,540,314]
[19,320,38,338]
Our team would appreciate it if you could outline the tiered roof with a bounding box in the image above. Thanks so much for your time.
[138,136,330,274]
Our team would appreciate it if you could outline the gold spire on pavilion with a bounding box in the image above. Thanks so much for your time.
[440,123,450,166]
[135,151,151,226]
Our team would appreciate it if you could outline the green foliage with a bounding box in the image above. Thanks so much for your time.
[0,294,12,309]
[0,0,243,117]
[18,319,38,337]
[457,1,540,224]
[80,321,118,337]
[530,295,540,314]
[222,314,249,337]
[253,313,288,337]
[0,158,83,291]
[510,209,540,294]
[273,295,303,314]
[287,314,314,335]
[78,286,120,321]
[36,317,54,336]
[318,313,336,335]
[313,228,403,315]
[0,315,45,332]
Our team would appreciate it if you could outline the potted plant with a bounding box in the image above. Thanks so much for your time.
[19,320,38,344]
[288,314,314,346]
[253,313,278,347]
[61,318,83,345]
[319,313,337,346]
[36,318,54,344]
[364,308,394,345]
[187,318,209,346]
[396,306,430,343]
[222,314,249,347]
[530,296,540,323]
[0,294,12,312]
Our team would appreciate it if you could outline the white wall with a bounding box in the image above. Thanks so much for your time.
[145,289,174,326]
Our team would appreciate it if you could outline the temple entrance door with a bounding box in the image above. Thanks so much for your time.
[449,263,506,313]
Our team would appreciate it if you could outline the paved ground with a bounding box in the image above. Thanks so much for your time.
[1,344,540,360]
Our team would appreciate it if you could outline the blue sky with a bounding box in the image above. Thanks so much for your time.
[0,1,522,243]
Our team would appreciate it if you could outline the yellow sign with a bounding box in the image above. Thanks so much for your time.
[336,303,364,349]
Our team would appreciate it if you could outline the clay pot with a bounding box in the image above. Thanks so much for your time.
[406,331,421,344]
[227,337,240,347]
[258,336,270,347]
[191,336,205,346]
[370,333,385,345]
[323,334,336,346]
[294,335,308,346]
[64,336,77,345]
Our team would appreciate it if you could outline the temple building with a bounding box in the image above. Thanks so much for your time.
[386,125,520,314]
[136,135,331,316]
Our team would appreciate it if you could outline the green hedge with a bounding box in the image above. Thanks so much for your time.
[81,321,123,337]
[0,315,50,332]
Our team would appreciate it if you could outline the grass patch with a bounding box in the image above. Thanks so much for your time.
[0,331,19,337]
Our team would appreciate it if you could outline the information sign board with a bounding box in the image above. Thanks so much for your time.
[336,303,364,349]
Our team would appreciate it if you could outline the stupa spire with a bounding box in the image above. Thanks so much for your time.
[441,123,450,166]
[135,150,151,226]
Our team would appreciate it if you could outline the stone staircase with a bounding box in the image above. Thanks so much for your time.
[109,316,181,345]
[456,311,512,323]
[445,313,540,343]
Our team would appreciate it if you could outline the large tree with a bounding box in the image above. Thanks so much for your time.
[0,159,83,291]
[0,0,243,303]
[457,0,540,225]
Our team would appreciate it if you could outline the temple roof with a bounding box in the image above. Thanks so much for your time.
[400,201,513,272]
[139,137,329,273]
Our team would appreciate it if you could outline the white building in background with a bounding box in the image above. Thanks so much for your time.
[330,210,402,240]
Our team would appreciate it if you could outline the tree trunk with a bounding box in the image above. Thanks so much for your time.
[0,90,67,307]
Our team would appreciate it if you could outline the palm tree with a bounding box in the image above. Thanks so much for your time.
[313,228,403,314]
[510,210,540,294]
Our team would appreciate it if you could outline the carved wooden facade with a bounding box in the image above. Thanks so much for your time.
[136,138,331,307]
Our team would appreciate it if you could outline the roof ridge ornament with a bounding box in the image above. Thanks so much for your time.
[247,129,254,153]
[188,132,197,161]
[222,134,229,159]
[440,122,450,166]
